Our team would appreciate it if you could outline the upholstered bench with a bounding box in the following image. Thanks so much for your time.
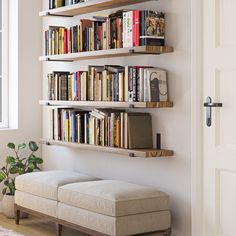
[15,171,171,236]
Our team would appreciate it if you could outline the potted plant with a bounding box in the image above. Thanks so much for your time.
[0,141,43,218]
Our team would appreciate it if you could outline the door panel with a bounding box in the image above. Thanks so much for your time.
[203,0,236,235]
[216,0,236,47]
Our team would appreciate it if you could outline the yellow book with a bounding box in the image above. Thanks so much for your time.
[65,112,69,142]
[61,28,64,54]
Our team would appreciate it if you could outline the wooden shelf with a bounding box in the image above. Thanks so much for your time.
[39,100,174,109]
[39,46,174,62]
[40,139,174,158]
[39,0,158,17]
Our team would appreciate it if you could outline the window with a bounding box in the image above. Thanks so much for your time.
[0,0,8,128]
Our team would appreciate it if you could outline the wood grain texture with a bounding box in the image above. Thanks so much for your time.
[39,46,174,61]
[39,100,174,109]
[40,139,174,158]
[39,0,159,17]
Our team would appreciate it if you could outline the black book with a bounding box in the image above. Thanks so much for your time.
[140,11,165,46]
[72,26,78,53]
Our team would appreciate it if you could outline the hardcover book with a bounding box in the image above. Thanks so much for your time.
[140,11,165,46]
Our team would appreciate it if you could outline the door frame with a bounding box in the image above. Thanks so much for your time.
[191,0,204,235]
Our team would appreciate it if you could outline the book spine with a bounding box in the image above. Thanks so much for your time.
[133,10,140,47]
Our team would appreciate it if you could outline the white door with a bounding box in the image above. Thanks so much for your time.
[203,0,236,235]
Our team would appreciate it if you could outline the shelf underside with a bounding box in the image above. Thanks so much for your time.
[40,0,158,17]
[39,100,174,109]
[39,46,174,62]
[40,139,174,158]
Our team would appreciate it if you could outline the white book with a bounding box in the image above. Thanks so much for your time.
[139,68,144,102]
[126,11,133,48]
[123,12,127,47]
[143,69,149,102]
[145,68,168,102]
[102,70,107,101]
[119,72,124,102]
[54,109,58,141]
[124,66,129,102]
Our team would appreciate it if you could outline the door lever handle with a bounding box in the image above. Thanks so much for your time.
[204,97,223,127]
[204,102,223,107]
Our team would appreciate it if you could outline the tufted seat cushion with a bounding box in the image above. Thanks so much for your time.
[58,180,170,217]
[15,170,99,201]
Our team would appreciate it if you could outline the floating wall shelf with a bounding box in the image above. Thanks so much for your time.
[39,100,174,109]
[39,0,159,17]
[40,139,174,158]
[39,46,174,62]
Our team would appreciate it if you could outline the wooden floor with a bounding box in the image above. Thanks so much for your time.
[0,213,88,236]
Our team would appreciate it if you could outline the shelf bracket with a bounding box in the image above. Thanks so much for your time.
[129,153,135,158]
[129,104,135,108]
[46,102,51,106]
[45,58,74,62]
[45,12,73,18]
[129,49,161,55]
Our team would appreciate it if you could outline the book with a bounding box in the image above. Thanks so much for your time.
[145,68,168,102]
[140,11,165,46]
[128,113,153,149]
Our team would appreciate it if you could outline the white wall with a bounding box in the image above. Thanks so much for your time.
[0,0,42,200]
[42,1,191,235]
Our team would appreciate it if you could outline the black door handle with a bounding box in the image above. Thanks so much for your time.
[204,102,223,107]
[204,97,223,127]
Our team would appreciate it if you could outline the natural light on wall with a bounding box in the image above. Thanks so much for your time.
[0,0,8,128]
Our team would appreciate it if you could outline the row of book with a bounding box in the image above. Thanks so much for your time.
[51,108,153,149]
[48,66,168,102]
[45,10,165,55]
[49,0,87,9]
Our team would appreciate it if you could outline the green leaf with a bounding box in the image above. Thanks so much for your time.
[29,141,38,152]
[7,143,15,149]
[18,143,26,150]
[9,166,18,174]
[35,158,43,164]
[0,172,6,182]
[4,180,9,186]
[28,162,35,170]
[2,187,7,195]
[6,156,16,165]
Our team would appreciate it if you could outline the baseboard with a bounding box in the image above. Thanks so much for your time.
[0,201,2,212]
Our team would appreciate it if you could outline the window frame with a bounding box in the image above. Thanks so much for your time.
[0,0,9,128]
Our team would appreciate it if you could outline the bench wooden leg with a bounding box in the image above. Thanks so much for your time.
[14,205,20,225]
[56,223,62,236]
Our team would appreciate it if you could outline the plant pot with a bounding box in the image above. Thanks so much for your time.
[2,195,28,219]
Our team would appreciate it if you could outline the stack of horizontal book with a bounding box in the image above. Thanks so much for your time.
[45,10,165,55]
[51,108,153,149]
[48,66,168,103]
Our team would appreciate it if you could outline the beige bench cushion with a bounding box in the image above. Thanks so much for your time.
[15,190,58,218]
[58,180,170,217]
[15,171,98,200]
[58,203,171,236]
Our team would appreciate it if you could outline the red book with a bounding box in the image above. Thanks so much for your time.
[67,28,71,53]
[133,10,140,47]
[77,72,81,101]
[58,109,61,140]
[64,28,68,54]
